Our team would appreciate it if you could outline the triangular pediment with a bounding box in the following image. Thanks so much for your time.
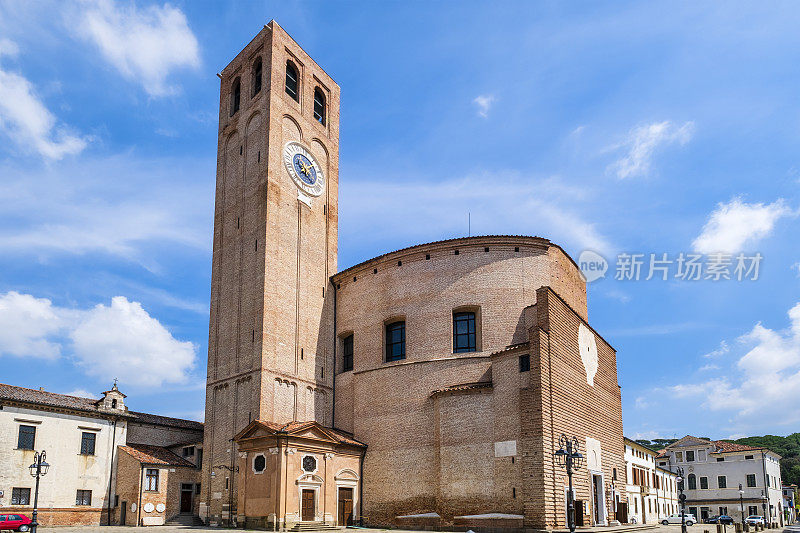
[667,435,711,448]
[234,419,342,445]
[285,422,339,444]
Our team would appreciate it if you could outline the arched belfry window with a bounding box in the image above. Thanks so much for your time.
[313,87,326,125]
[285,61,299,102]
[230,77,241,116]
[251,58,262,96]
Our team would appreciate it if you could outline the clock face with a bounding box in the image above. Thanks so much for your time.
[283,141,325,197]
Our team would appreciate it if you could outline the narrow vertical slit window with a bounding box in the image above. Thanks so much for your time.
[251,57,262,96]
[342,334,353,372]
[313,87,326,125]
[230,77,241,116]
[285,61,299,101]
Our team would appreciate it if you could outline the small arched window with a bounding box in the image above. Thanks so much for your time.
[111,399,117,409]
[230,77,241,116]
[313,87,325,125]
[251,58,262,96]
[688,473,697,490]
[285,61,299,102]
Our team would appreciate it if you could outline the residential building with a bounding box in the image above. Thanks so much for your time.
[782,485,796,524]
[624,438,679,524]
[657,436,783,526]
[0,383,202,526]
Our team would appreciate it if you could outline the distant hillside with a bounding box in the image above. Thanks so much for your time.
[635,434,800,487]
[732,434,800,488]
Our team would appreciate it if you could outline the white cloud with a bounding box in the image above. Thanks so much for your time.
[63,388,95,398]
[0,291,196,387]
[0,153,212,267]
[473,94,496,118]
[698,364,720,372]
[76,0,200,97]
[692,197,792,254]
[71,296,196,387]
[651,302,800,432]
[609,120,694,179]
[791,262,800,277]
[702,340,729,358]
[0,41,88,159]
[340,171,613,258]
[0,292,65,359]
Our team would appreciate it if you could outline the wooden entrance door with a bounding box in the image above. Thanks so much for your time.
[120,502,127,525]
[338,488,354,526]
[180,489,193,513]
[302,489,315,521]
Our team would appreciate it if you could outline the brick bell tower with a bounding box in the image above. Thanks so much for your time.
[201,21,339,524]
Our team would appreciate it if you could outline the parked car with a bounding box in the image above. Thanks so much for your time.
[706,515,735,525]
[0,514,32,532]
[662,513,697,526]
[745,516,765,526]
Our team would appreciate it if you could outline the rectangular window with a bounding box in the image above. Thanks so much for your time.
[747,474,757,487]
[80,432,96,455]
[686,450,695,461]
[182,446,195,457]
[75,489,92,506]
[453,311,476,353]
[17,425,35,450]
[745,455,754,460]
[749,506,758,516]
[11,488,30,505]
[145,468,159,491]
[342,334,354,372]
[717,457,725,462]
[519,354,530,372]
[767,476,770,487]
[700,477,708,489]
[698,450,706,461]
[676,451,683,462]
[385,321,406,362]
[195,483,201,495]
[718,475,727,489]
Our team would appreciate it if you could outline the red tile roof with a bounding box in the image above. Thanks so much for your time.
[432,381,493,395]
[239,419,366,448]
[121,443,197,467]
[711,440,763,453]
[129,411,203,432]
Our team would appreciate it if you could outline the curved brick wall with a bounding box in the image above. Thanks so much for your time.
[331,235,587,524]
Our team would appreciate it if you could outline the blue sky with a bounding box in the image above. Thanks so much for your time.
[0,1,799,439]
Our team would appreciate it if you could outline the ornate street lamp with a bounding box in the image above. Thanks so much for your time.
[555,434,584,533]
[740,484,745,530]
[676,466,687,533]
[28,450,50,533]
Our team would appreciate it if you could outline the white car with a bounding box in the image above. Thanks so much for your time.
[662,513,696,526]
[745,516,764,526]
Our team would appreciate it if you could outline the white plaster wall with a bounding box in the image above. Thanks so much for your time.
[0,405,127,511]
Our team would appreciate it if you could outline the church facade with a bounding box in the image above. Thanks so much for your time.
[202,21,627,531]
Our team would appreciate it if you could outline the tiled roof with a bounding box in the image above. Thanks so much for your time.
[121,443,196,467]
[0,382,202,431]
[491,342,530,356]
[129,411,203,432]
[333,235,557,280]
[0,382,102,413]
[711,440,762,453]
[241,419,366,448]
[432,381,493,395]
